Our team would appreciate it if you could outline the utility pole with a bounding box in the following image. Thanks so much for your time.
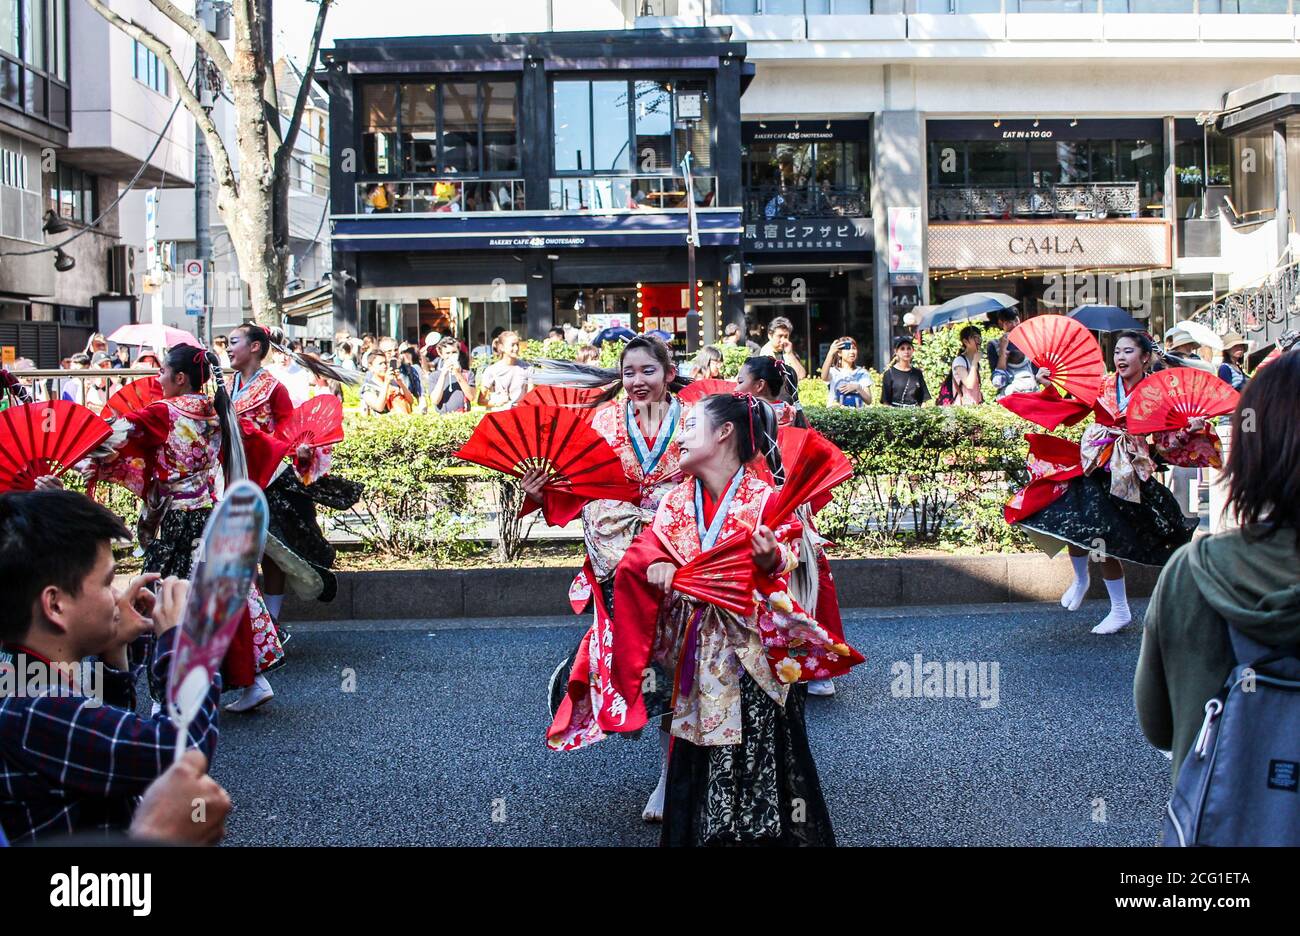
[195,0,216,347]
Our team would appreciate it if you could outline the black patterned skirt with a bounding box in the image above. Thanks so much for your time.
[264,470,362,603]
[661,675,836,847]
[1018,471,1197,567]
[135,507,213,689]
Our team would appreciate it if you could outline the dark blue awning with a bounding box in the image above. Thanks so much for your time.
[332,210,742,252]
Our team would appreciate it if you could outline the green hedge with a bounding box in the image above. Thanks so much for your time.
[324,401,1077,555]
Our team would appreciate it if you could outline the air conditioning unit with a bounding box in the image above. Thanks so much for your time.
[108,245,136,295]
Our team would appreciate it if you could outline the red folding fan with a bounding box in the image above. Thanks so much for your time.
[1125,367,1240,434]
[101,376,163,419]
[0,400,113,492]
[276,395,345,449]
[516,384,604,418]
[679,378,736,404]
[1007,314,1105,406]
[764,427,854,528]
[454,404,638,502]
[673,531,757,616]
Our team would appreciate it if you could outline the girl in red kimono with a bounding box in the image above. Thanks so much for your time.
[87,345,283,701]
[527,335,691,821]
[1003,331,1218,634]
[735,355,845,697]
[625,393,860,845]
[226,323,362,705]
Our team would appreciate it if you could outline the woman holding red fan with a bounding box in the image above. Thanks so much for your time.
[85,344,284,699]
[628,393,858,845]
[1004,330,1225,635]
[226,322,362,711]
[528,335,692,820]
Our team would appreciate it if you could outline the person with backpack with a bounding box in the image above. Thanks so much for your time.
[1134,350,1300,845]
[939,325,984,407]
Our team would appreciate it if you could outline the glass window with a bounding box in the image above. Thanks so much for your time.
[441,82,479,173]
[399,82,437,174]
[553,80,592,172]
[833,0,875,11]
[24,0,43,70]
[634,80,672,174]
[1088,140,1117,182]
[1232,134,1275,218]
[966,141,1021,186]
[361,83,397,175]
[482,80,518,173]
[51,0,65,80]
[0,0,16,58]
[592,80,630,172]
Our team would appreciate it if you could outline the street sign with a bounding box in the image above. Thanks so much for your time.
[184,259,205,317]
[1,346,14,366]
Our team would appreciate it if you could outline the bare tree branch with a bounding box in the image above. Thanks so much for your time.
[146,0,233,76]
[83,0,239,203]
[274,0,333,181]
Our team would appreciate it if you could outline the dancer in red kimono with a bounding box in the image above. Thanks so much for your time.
[86,344,283,702]
[735,355,845,696]
[225,322,362,710]
[526,335,691,821]
[617,393,861,845]
[1002,330,1219,634]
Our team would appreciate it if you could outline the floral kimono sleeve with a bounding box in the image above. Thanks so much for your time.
[1151,424,1223,469]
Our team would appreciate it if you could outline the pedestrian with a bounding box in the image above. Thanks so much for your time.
[880,336,931,407]
[529,335,690,820]
[426,337,475,414]
[985,309,1044,398]
[1217,333,1249,390]
[398,347,423,403]
[0,490,220,844]
[574,344,601,365]
[211,334,231,370]
[759,315,808,380]
[1003,330,1221,634]
[1135,351,1300,791]
[945,324,984,406]
[477,330,529,410]
[735,354,807,427]
[688,345,723,380]
[84,351,114,411]
[112,345,131,369]
[821,335,871,408]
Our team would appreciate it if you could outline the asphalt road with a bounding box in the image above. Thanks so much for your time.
[211,599,1170,846]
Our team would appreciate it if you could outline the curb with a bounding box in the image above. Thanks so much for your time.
[283,553,1163,622]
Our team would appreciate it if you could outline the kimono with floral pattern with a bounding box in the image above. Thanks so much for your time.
[231,368,331,485]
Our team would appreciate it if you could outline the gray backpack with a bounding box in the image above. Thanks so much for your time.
[1163,626,1300,846]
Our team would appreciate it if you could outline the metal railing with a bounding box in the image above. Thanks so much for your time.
[1193,246,1300,345]
[355,179,525,214]
[928,182,1142,220]
[744,185,869,221]
[548,175,717,211]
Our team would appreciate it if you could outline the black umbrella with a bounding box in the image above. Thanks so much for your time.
[1067,305,1143,332]
[591,326,637,346]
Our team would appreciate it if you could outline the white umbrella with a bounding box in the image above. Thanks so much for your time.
[1165,319,1223,351]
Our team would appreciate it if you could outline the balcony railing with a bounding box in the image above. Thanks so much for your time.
[929,183,1143,220]
[548,175,717,211]
[355,179,525,214]
[744,185,869,221]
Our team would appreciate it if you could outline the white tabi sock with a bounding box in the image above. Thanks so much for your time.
[1092,577,1132,634]
[1061,555,1091,611]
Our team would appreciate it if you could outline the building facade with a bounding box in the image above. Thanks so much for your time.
[318,1,1300,369]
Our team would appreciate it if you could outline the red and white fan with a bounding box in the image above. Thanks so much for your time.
[764,427,854,527]
[454,404,638,503]
[1126,367,1240,434]
[679,378,736,404]
[516,384,604,418]
[101,376,163,420]
[1007,314,1106,406]
[0,400,113,492]
[276,395,345,449]
[672,532,759,616]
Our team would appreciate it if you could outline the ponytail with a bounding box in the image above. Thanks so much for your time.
[164,345,247,487]
[526,334,690,406]
[236,321,362,387]
[740,355,808,428]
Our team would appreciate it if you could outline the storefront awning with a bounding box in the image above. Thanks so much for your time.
[331,209,743,252]
[283,284,332,325]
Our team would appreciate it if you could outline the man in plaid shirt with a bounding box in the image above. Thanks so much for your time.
[0,490,221,844]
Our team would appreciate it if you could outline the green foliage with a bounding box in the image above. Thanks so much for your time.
[717,344,751,378]
[329,413,479,561]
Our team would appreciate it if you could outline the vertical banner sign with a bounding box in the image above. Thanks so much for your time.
[144,188,159,278]
[183,259,205,318]
[888,207,923,281]
[166,480,269,760]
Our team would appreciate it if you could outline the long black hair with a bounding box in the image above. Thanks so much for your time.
[233,321,361,387]
[526,335,691,406]
[166,344,246,486]
[699,393,784,485]
[739,354,808,428]
[1225,350,1300,538]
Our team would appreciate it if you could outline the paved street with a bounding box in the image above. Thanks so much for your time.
[212,600,1170,846]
